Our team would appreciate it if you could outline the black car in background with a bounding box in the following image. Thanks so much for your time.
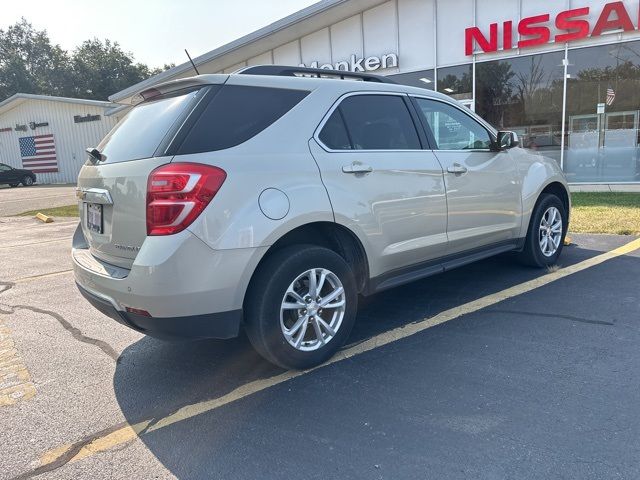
[0,163,36,187]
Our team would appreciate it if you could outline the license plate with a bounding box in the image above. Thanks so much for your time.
[86,203,103,234]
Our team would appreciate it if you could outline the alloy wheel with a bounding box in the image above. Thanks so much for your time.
[539,206,563,257]
[280,268,346,352]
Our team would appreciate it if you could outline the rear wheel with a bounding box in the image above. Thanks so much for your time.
[244,245,357,370]
[22,176,33,186]
[518,193,567,268]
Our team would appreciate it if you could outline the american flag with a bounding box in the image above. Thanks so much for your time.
[18,134,59,173]
[606,86,616,106]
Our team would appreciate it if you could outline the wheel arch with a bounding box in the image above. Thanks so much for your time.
[540,181,570,219]
[521,180,570,242]
[246,221,370,298]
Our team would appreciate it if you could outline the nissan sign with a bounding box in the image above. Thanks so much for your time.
[465,1,637,55]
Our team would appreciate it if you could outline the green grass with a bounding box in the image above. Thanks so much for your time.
[570,192,640,235]
[18,204,79,218]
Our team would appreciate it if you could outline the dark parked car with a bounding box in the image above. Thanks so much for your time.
[0,163,36,187]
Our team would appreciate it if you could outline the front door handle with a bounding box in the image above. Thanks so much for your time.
[342,163,373,174]
[447,164,468,175]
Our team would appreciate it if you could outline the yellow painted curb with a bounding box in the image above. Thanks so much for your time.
[35,212,53,223]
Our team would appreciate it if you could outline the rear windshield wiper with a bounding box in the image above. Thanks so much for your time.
[86,147,107,163]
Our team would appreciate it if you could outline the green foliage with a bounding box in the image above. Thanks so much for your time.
[0,18,171,102]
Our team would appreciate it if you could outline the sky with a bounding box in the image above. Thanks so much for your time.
[1,0,318,68]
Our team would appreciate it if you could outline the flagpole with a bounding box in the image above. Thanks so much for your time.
[560,44,568,171]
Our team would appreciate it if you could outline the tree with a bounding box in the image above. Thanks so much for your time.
[69,39,159,100]
[0,18,73,100]
[0,19,171,102]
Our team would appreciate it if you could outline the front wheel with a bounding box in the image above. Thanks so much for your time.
[22,176,34,186]
[518,193,567,268]
[244,245,358,370]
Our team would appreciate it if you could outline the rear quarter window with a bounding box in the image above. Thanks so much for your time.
[176,85,309,154]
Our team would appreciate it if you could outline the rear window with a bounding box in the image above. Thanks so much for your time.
[97,88,201,164]
[175,85,309,155]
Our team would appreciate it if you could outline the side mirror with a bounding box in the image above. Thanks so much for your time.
[496,131,519,150]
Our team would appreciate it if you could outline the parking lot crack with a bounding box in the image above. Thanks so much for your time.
[484,309,614,326]
[8,421,135,480]
[0,303,120,362]
[0,281,15,294]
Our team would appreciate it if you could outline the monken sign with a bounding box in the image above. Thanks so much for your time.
[465,1,639,55]
[300,53,398,72]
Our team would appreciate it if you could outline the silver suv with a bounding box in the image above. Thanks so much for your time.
[73,66,570,369]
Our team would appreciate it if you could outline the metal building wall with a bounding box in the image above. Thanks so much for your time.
[0,99,117,184]
[151,0,640,77]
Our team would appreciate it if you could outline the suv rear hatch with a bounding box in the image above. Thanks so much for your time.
[77,77,224,269]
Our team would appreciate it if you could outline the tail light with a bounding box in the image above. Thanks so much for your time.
[147,163,226,236]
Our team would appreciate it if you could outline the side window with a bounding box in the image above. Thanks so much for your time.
[415,98,492,151]
[336,95,421,150]
[177,85,309,155]
[0,164,11,172]
[319,110,352,150]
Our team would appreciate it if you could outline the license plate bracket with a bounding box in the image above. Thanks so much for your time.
[86,203,103,234]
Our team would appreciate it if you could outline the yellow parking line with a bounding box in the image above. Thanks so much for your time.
[0,322,36,407]
[37,237,640,469]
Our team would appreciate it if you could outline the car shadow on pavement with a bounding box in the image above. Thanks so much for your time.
[111,234,637,478]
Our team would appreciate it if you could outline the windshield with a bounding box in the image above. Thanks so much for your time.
[97,88,202,164]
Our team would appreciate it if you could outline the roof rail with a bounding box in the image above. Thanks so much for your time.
[237,65,396,84]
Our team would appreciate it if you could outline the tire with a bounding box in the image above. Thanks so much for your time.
[22,176,34,186]
[9,183,19,188]
[244,245,358,370]
[518,193,567,268]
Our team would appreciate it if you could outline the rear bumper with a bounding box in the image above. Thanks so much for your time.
[72,223,268,340]
[76,282,242,340]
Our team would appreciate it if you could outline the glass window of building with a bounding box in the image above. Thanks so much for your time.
[414,98,492,150]
[437,64,473,103]
[565,41,640,183]
[475,52,565,164]
[388,69,435,90]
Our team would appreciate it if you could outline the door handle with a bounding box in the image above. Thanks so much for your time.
[447,164,468,174]
[342,163,373,174]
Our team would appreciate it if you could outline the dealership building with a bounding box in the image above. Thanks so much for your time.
[118,1,640,184]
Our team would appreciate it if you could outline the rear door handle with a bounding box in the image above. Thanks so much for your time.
[342,164,373,174]
[447,164,468,175]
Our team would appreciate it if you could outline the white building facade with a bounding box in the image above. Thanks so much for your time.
[0,94,118,184]
[111,0,640,184]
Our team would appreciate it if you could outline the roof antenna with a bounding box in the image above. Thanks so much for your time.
[184,49,200,75]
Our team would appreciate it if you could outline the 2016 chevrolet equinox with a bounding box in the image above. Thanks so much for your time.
[73,66,570,369]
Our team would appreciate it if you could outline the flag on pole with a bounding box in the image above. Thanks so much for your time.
[606,86,616,106]
[18,134,59,173]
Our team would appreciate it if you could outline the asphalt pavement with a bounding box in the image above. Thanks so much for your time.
[0,185,76,216]
[1,213,639,480]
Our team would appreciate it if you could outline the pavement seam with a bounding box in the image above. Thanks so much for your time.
[13,270,74,284]
[3,238,70,248]
[9,236,638,480]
